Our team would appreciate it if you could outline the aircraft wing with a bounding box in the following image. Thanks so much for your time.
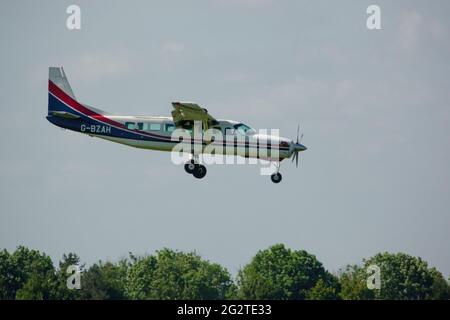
[171,102,219,130]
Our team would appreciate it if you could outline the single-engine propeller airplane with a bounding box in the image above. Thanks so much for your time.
[46,67,307,183]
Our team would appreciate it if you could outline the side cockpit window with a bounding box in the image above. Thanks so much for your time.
[233,123,255,135]
[224,127,234,136]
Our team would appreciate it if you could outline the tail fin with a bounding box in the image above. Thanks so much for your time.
[48,67,109,117]
[49,67,76,100]
[48,66,79,118]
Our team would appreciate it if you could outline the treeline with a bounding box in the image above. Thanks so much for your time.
[0,244,449,300]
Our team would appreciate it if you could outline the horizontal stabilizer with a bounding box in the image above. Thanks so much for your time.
[51,111,81,119]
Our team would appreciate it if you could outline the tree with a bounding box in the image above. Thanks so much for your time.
[338,265,375,300]
[0,249,15,299]
[429,268,450,300]
[339,252,449,300]
[2,245,448,300]
[15,272,57,300]
[55,253,83,300]
[306,278,341,300]
[126,249,235,299]
[236,244,340,299]
[126,254,157,299]
[366,252,435,300]
[78,260,128,300]
[9,247,58,300]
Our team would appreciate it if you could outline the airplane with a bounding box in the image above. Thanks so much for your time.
[46,67,307,183]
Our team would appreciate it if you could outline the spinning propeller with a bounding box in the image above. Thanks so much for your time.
[291,124,307,167]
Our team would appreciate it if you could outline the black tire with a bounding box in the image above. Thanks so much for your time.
[271,173,282,183]
[184,162,196,174]
[193,165,207,179]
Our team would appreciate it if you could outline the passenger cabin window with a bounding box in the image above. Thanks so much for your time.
[165,123,175,133]
[142,123,161,131]
[150,123,161,131]
[125,122,136,130]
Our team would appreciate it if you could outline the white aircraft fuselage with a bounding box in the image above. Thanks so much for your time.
[46,67,307,183]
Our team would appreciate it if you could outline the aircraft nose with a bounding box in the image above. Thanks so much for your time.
[294,143,307,152]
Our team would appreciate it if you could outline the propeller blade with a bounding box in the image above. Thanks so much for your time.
[296,124,300,143]
[296,152,299,167]
[292,152,296,163]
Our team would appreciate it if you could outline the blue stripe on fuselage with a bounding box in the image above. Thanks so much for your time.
[47,92,170,143]
[47,92,291,151]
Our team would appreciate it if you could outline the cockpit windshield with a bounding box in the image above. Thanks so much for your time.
[233,123,256,135]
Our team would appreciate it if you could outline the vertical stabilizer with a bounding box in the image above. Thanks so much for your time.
[49,67,76,100]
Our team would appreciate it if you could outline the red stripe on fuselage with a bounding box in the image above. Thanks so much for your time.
[49,80,126,129]
[49,80,180,141]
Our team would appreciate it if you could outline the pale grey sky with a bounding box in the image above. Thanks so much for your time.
[1,0,449,278]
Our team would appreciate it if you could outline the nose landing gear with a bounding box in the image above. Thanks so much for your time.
[271,172,282,183]
[270,161,282,184]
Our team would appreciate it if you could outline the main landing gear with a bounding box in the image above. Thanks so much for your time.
[270,162,282,184]
[184,159,207,179]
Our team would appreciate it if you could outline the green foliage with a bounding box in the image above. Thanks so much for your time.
[338,265,375,300]
[364,252,435,300]
[428,268,449,300]
[1,245,448,300]
[55,253,83,300]
[15,272,57,300]
[0,249,14,299]
[126,255,157,299]
[306,278,341,300]
[126,248,235,299]
[236,244,339,299]
[0,246,58,300]
[339,253,450,300]
[78,260,127,300]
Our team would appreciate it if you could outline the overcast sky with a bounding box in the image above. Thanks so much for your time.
[1,0,449,278]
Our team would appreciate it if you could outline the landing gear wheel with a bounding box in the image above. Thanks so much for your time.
[193,165,207,179]
[184,161,196,174]
[271,173,282,183]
